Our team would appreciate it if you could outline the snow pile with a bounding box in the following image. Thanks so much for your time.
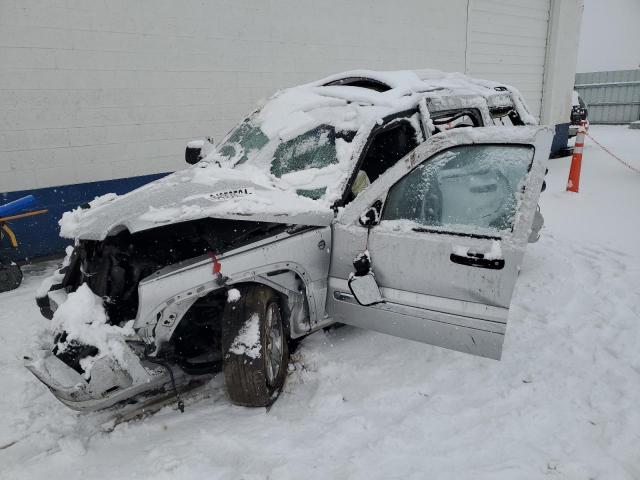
[228,313,261,359]
[452,241,502,259]
[483,240,502,260]
[36,245,74,298]
[226,288,241,303]
[51,283,134,378]
[189,162,271,188]
[59,193,117,238]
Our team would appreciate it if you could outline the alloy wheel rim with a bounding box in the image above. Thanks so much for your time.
[265,303,284,387]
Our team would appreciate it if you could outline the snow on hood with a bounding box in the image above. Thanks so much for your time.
[60,165,334,240]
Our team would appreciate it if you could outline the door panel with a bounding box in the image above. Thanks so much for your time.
[327,126,552,360]
[366,227,521,308]
[329,277,505,359]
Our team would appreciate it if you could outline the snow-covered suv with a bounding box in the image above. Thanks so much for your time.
[27,70,551,411]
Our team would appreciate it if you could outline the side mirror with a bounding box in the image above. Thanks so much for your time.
[348,251,383,306]
[358,199,383,227]
[185,137,214,165]
[348,272,383,306]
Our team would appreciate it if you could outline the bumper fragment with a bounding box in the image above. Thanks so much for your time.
[25,344,175,411]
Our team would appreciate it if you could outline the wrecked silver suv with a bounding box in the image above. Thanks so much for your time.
[27,70,551,411]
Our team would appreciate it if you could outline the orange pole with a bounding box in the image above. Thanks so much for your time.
[567,120,587,192]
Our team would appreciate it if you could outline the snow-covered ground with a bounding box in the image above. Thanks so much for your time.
[1,125,639,479]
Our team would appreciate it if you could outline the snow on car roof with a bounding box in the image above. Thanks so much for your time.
[251,69,536,143]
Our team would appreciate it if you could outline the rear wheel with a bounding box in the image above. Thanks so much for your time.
[222,285,289,407]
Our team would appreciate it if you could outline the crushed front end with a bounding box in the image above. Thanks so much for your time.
[27,217,282,411]
[26,338,174,411]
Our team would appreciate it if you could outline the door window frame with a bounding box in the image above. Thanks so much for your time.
[335,109,425,208]
[333,126,549,244]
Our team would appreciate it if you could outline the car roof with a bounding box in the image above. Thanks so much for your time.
[253,69,536,142]
[314,69,512,98]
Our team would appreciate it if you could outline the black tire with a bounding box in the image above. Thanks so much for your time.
[222,285,289,407]
[0,263,22,293]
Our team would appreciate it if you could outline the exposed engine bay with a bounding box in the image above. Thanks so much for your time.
[35,219,290,393]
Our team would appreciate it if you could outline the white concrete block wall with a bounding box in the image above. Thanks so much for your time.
[466,0,552,119]
[540,0,584,126]
[0,0,579,194]
[0,0,472,193]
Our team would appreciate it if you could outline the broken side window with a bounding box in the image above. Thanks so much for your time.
[431,109,483,134]
[381,144,534,237]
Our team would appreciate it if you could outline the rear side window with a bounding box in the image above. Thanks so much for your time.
[431,109,483,134]
[491,108,525,127]
[382,145,534,237]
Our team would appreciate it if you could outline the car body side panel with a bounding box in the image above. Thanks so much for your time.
[135,227,332,345]
[367,229,523,308]
[328,278,506,360]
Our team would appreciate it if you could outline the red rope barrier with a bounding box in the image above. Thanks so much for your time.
[586,132,640,175]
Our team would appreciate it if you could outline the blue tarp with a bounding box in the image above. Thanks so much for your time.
[0,173,169,261]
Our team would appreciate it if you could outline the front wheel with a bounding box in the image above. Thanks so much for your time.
[222,285,289,407]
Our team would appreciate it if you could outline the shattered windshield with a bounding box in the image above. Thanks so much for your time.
[208,114,351,201]
[216,119,269,165]
[270,125,338,177]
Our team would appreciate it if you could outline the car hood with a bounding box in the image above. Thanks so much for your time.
[59,164,334,241]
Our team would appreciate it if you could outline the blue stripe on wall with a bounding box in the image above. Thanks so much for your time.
[0,173,170,262]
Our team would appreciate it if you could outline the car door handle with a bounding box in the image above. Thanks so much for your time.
[449,253,505,270]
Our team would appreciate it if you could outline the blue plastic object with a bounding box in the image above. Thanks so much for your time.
[0,195,36,218]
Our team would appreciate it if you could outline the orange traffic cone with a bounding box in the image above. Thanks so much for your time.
[567,120,587,192]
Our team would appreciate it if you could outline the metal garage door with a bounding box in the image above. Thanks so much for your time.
[465,0,552,120]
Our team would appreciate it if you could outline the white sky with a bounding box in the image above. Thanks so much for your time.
[576,0,640,73]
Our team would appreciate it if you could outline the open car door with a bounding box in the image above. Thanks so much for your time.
[326,126,552,360]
